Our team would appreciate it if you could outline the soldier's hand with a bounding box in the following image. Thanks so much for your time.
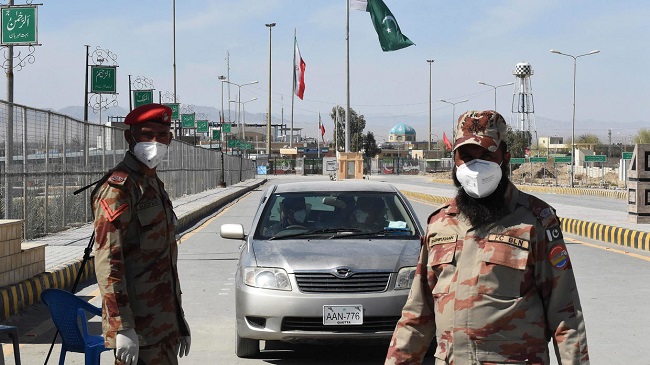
[116,328,139,365]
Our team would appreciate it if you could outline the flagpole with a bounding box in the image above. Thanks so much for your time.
[290,29,296,148]
[318,112,321,159]
[345,0,351,153]
[335,106,339,153]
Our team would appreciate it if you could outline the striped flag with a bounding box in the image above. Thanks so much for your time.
[294,37,306,99]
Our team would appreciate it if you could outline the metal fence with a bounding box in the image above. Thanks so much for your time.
[0,100,255,240]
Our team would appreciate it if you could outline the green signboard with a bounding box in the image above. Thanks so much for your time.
[222,123,231,133]
[90,66,117,94]
[554,156,572,163]
[1,6,38,45]
[133,90,153,108]
[509,158,526,164]
[196,120,209,133]
[163,103,180,120]
[584,155,606,163]
[530,157,548,163]
[622,152,633,160]
[212,130,221,140]
[227,139,253,149]
[181,113,195,129]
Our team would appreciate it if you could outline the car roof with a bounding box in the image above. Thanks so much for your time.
[270,180,398,194]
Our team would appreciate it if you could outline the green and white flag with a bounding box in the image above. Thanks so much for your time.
[351,0,414,52]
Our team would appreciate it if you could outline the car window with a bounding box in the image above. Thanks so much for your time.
[254,191,418,239]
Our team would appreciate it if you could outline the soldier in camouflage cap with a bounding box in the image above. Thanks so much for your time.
[385,110,589,364]
[92,103,191,365]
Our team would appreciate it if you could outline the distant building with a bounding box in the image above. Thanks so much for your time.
[388,123,416,142]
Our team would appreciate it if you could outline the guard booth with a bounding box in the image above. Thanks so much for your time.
[337,152,364,180]
[627,144,650,223]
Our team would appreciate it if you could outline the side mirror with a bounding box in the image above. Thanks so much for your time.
[220,223,245,239]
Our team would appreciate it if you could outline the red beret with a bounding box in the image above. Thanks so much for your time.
[124,103,172,125]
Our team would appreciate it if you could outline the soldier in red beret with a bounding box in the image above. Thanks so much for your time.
[91,103,191,365]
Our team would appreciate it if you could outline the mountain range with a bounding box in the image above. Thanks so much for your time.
[57,105,634,145]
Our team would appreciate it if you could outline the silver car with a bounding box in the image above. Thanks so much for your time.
[220,180,424,358]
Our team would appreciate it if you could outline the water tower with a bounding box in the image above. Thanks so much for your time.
[511,62,537,142]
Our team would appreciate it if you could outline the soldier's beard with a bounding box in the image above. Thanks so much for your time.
[452,164,511,228]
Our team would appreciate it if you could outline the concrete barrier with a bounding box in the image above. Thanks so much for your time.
[401,190,649,252]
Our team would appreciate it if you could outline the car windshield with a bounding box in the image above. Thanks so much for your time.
[254,191,418,240]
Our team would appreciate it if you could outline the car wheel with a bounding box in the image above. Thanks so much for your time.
[235,330,260,358]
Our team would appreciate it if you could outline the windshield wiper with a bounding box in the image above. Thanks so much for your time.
[330,228,413,239]
[268,228,362,240]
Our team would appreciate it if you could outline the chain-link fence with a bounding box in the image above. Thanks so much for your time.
[0,100,255,240]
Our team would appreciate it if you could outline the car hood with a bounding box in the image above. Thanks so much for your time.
[250,238,421,272]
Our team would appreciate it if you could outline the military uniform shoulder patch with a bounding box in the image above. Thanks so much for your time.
[549,244,570,269]
[99,199,129,222]
[107,170,129,186]
[545,225,563,242]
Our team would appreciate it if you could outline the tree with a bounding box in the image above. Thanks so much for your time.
[577,134,601,144]
[633,129,650,144]
[329,106,366,152]
[504,128,531,157]
[363,132,381,158]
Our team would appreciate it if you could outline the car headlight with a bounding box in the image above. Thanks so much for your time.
[395,266,416,290]
[243,267,292,291]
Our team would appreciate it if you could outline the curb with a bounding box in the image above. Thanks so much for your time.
[430,178,627,200]
[0,258,94,320]
[401,190,650,252]
[0,179,267,321]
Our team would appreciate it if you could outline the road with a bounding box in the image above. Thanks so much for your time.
[4,175,650,364]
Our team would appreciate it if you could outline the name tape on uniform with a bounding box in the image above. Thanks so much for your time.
[428,234,458,246]
[488,234,530,250]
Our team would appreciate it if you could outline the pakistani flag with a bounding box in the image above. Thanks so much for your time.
[351,0,414,52]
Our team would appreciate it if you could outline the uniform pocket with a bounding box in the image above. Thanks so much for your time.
[427,242,456,295]
[136,202,167,250]
[477,241,529,297]
[476,340,532,364]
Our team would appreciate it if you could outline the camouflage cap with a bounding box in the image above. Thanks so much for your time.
[453,110,507,152]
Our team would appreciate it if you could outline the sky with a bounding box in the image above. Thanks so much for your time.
[5,0,649,144]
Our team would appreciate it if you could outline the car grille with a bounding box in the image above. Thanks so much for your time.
[282,316,400,332]
[295,272,391,293]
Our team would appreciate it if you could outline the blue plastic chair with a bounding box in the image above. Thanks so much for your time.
[41,288,111,365]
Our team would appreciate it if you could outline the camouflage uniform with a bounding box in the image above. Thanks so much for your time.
[92,151,189,351]
[385,183,589,365]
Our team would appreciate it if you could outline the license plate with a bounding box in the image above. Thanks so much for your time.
[323,305,363,325]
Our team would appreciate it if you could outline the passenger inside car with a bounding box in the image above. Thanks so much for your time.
[351,196,389,231]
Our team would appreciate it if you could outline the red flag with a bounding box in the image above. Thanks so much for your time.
[443,132,452,151]
[319,114,325,140]
[294,37,306,100]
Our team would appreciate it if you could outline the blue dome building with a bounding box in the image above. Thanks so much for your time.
[388,123,416,142]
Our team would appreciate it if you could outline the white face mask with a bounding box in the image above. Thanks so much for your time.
[455,159,502,198]
[354,209,369,223]
[292,210,307,224]
[133,141,168,169]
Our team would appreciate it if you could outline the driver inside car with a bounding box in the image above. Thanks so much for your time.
[263,196,310,236]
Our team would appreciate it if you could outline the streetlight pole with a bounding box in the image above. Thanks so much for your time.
[223,80,258,143]
[550,49,600,188]
[439,99,468,142]
[477,81,514,110]
[265,22,276,155]
[427,59,434,151]
[217,75,227,187]
[230,97,258,155]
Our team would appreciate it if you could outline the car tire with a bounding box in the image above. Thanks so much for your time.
[236,330,260,358]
